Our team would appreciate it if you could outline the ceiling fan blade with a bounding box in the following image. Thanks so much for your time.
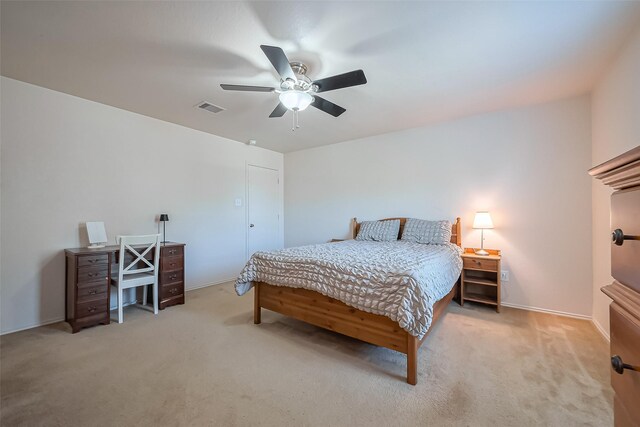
[220,84,274,92]
[269,103,288,118]
[260,45,297,82]
[313,70,367,93]
[311,96,346,117]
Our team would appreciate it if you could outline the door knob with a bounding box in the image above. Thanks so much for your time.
[249,224,255,228]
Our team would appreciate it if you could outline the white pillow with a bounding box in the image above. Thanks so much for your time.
[355,220,400,242]
[401,218,452,244]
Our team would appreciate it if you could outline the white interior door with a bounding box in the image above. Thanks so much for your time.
[247,165,280,257]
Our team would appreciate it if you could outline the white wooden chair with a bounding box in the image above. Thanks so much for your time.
[111,234,161,324]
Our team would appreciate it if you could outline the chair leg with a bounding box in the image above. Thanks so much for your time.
[117,287,124,324]
[153,282,158,315]
[142,285,148,306]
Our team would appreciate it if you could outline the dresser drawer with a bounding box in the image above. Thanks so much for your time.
[161,246,183,258]
[162,256,183,271]
[76,300,108,318]
[161,269,183,284]
[611,188,640,294]
[161,293,185,309]
[610,303,640,424]
[78,254,109,267]
[77,265,108,283]
[162,282,184,299]
[463,258,498,272]
[77,283,108,302]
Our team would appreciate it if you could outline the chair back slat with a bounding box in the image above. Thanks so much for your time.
[117,234,161,277]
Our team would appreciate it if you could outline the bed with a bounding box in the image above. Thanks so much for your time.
[236,217,462,385]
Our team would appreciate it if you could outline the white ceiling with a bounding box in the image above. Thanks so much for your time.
[2,1,640,153]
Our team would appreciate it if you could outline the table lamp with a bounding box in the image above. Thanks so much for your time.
[159,214,169,243]
[472,211,494,256]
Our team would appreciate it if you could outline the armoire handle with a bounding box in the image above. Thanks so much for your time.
[612,229,640,246]
[611,355,639,375]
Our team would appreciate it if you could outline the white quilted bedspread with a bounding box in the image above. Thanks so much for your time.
[235,240,463,338]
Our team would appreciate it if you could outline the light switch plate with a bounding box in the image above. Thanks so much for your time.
[501,270,509,282]
[235,198,242,207]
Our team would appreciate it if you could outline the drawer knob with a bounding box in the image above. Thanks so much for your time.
[612,229,640,246]
[169,288,178,294]
[169,274,177,280]
[89,290,97,295]
[88,306,97,313]
[611,355,639,375]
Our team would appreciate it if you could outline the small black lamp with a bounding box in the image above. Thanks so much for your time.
[159,214,169,243]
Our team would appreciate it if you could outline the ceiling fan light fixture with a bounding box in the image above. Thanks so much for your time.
[279,90,313,111]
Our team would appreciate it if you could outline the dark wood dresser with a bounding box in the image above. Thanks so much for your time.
[65,242,186,333]
[590,145,640,427]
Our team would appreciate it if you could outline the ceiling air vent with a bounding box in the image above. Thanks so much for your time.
[196,101,225,114]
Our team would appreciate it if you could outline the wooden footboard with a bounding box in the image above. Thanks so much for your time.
[253,280,459,385]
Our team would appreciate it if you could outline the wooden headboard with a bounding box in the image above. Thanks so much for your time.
[351,217,462,247]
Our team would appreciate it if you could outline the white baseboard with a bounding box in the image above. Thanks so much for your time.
[1,278,236,336]
[501,302,591,320]
[1,316,66,336]
[591,318,610,342]
[186,278,236,292]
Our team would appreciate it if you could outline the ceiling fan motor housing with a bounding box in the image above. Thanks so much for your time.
[281,62,317,93]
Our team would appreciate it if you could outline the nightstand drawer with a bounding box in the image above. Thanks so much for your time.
[463,258,498,271]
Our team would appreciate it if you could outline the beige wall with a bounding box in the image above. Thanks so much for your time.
[591,26,640,339]
[285,96,593,317]
[0,77,283,334]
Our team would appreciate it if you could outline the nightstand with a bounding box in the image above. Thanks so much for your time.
[461,248,501,312]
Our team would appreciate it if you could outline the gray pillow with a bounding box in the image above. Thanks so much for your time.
[355,220,400,242]
[401,218,452,244]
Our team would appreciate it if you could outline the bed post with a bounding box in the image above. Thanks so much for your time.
[352,217,358,239]
[254,283,261,324]
[407,334,418,385]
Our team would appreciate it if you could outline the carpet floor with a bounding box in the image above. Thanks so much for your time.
[1,282,612,426]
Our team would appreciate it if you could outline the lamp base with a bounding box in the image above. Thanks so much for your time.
[87,243,106,249]
[474,249,490,256]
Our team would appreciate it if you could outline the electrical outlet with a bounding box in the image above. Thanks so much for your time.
[501,270,510,282]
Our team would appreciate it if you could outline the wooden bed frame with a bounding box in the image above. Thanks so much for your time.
[253,217,462,385]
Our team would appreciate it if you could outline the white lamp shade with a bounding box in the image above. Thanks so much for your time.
[279,90,313,111]
[472,212,494,229]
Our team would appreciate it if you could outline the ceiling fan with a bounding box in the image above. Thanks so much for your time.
[220,45,367,130]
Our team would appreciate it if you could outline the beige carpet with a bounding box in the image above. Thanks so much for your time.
[1,283,612,426]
